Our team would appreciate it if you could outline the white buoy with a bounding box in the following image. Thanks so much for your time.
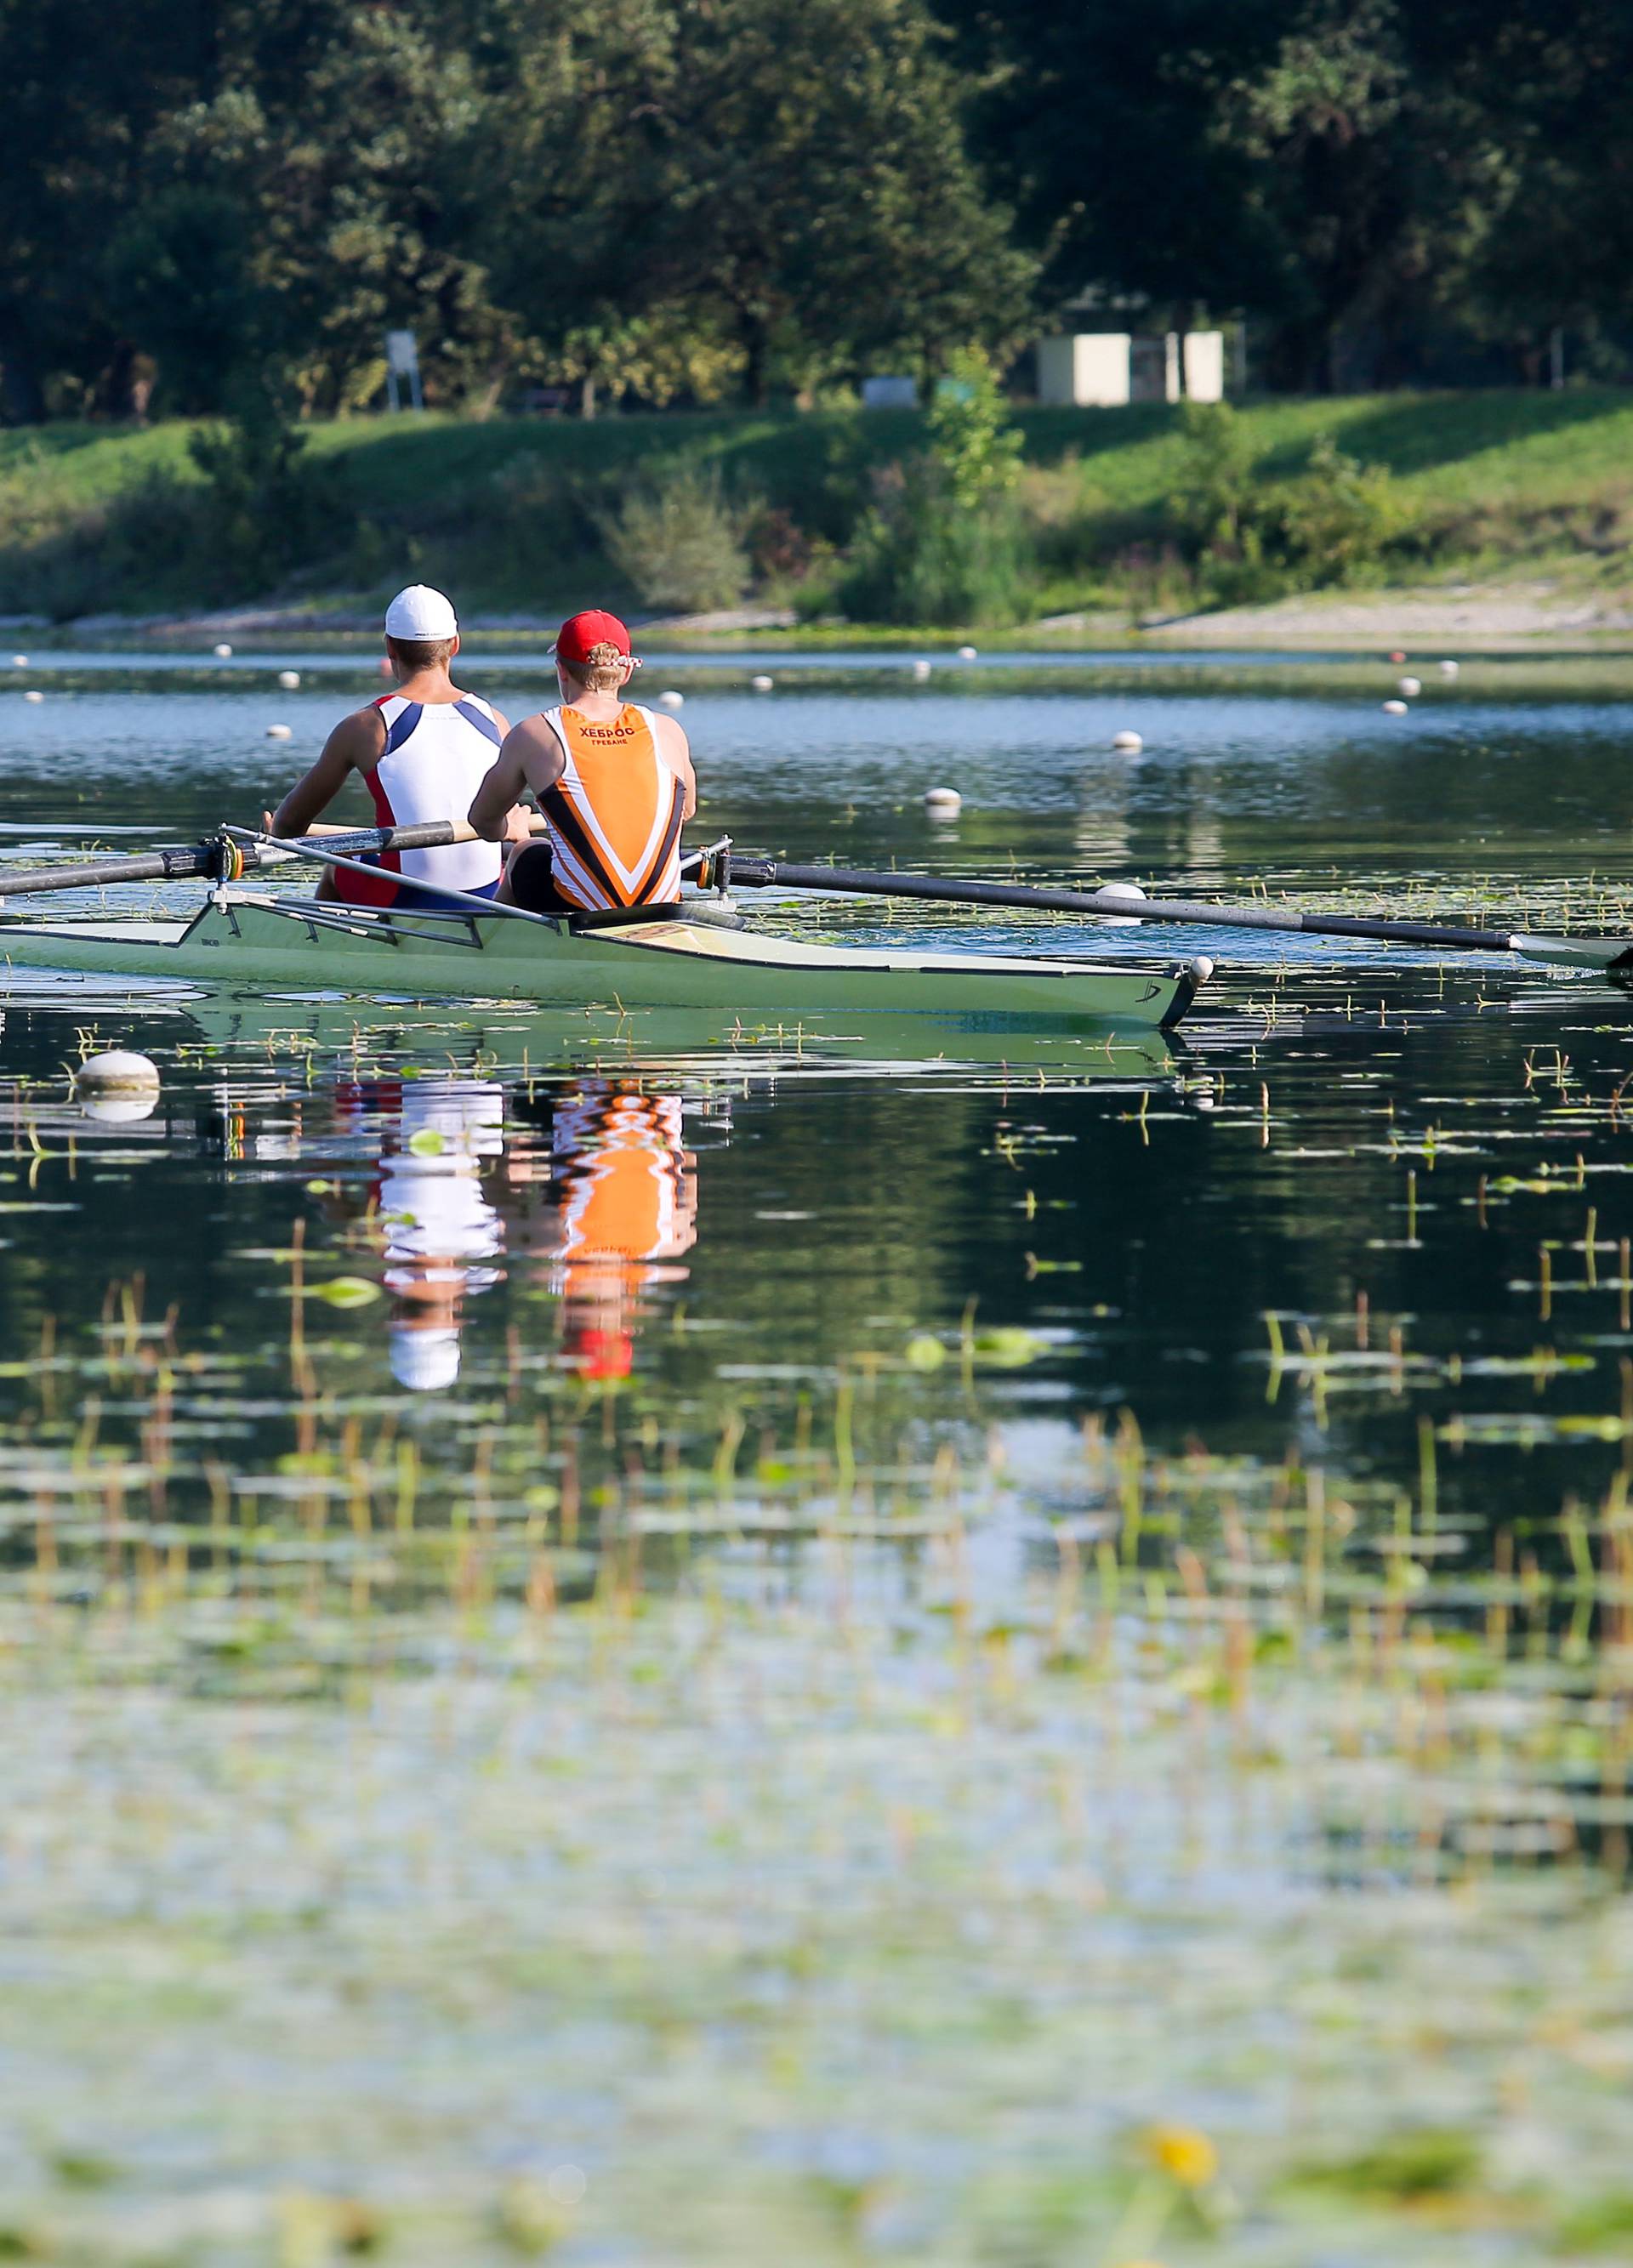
[1439,658,1459,679]
[11,655,26,668]
[23,689,43,703]
[79,1089,160,1125]
[924,787,962,816]
[277,669,301,691]
[657,689,685,709]
[750,674,774,691]
[1382,699,1408,716]
[911,659,932,680]
[1397,675,1421,697]
[265,723,293,739]
[1112,730,1143,753]
[1097,881,1147,927]
[213,642,233,658]
[956,645,977,660]
[76,1049,160,1096]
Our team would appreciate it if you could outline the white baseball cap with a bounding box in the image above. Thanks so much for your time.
[384,584,458,640]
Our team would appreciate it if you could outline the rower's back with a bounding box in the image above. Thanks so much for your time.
[368,683,504,900]
[537,697,686,911]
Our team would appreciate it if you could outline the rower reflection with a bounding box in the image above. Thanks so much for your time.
[210,1054,698,1388]
[506,1080,697,1378]
[336,1075,506,1390]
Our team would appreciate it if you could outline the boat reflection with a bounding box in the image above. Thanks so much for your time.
[169,996,1189,1389]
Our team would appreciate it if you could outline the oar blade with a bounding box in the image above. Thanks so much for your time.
[1514,933,1633,975]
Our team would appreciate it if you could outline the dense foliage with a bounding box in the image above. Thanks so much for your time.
[5,0,1633,425]
[0,0,1031,423]
[939,0,1633,391]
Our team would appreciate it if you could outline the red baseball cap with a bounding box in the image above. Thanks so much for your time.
[554,610,632,665]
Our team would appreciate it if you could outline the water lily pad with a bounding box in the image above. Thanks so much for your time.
[311,1276,383,1308]
[971,1327,1049,1368]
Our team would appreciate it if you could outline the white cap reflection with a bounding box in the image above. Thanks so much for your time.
[373,1081,505,1391]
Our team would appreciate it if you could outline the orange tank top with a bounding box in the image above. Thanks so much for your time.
[538,703,685,912]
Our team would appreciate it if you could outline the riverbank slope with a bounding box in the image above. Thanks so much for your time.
[5,389,1633,642]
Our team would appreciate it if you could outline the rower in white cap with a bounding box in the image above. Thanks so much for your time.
[267,585,532,908]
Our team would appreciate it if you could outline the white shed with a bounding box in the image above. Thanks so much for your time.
[1037,332,1225,407]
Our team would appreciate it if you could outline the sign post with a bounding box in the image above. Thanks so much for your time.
[384,330,424,412]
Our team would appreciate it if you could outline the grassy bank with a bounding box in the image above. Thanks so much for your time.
[5,389,1633,626]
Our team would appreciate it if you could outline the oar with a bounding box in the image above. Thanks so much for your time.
[714,855,1633,975]
[0,819,527,902]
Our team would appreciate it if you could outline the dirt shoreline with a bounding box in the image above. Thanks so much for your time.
[9,578,1633,652]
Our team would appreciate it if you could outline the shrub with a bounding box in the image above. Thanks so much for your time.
[1272,432,1411,585]
[837,459,1030,625]
[1170,401,1260,561]
[600,466,749,614]
[836,348,1032,625]
[1167,402,1413,603]
[187,394,348,593]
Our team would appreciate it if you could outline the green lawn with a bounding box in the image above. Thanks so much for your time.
[5,389,1633,622]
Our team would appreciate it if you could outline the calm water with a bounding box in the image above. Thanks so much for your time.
[7,656,1633,2261]
[3,657,1633,1538]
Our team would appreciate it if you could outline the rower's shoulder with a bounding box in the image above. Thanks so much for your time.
[643,704,691,765]
[329,701,390,759]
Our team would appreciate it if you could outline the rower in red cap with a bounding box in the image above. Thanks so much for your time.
[468,610,696,912]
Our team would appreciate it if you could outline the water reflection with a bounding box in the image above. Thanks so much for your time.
[506,1083,698,1378]
[339,1076,508,1390]
[219,1059,699,1389]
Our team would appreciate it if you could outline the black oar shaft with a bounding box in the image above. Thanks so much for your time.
[725,859,1519,956]
[0,845,222,896]
[0,821,481,901]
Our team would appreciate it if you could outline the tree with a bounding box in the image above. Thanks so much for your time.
[0,0,220,418]
[930,1,1505,389]
[647,0,1035,401]
[935,0,1294,333]
[1417,3,1633,360]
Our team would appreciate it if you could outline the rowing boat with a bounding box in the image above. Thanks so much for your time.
[0,890,1209,1030]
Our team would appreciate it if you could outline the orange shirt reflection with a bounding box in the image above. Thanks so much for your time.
[506,1082,697,1378]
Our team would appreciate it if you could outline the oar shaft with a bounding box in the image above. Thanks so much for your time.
[0,846,223,897]
[725,859,1521,955]
[0,820,500,901]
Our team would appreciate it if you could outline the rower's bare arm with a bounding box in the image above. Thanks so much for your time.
[470,717,565,838]
[270,711,382,836]
[657,715,697,819]
[479,708,536,841]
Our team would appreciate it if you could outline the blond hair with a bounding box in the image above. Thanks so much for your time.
[560,639,630,695]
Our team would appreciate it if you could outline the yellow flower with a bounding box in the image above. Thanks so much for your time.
[1141,2123,1220,2187]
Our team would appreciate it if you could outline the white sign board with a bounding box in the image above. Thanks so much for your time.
[862,376,918,409]
[384,330,424,412]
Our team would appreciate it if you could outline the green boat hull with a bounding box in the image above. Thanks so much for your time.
[0,893,1209,1030]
